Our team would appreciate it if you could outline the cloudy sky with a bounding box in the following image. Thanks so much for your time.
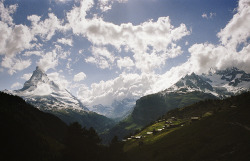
[1,0,250,106]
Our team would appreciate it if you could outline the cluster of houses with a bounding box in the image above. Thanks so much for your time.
[123,117,179,142]
[123,116,200,142]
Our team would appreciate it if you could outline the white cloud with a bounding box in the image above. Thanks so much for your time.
[217,0,250,49]
[0,1,18,25]
[27,13,69,41]
[117,57,134,69]
[1,56,31,75]
[37,51,58,72]
[23,51,42,57]
[85,46,115,69]
[0,22,34,56]
[47,72,70,89]
[74,72,86,82]
[57,38,73,46]
[202,12,216,19]
[32,82,53,96]
[78,0,250,107]
[98,0,128,12]
[185,0,250,74]
[54,0,72,3]
[21,73,32,80]
[78,49,84,54]
[77,72,157,106]
[11,82,22,89]
[67,1,190,72]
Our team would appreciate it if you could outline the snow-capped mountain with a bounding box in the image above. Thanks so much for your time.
[8,66,88,111]
[163,67,250,98]
[4,66,115,132]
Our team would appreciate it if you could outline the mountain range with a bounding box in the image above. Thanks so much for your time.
[3,66,250,137]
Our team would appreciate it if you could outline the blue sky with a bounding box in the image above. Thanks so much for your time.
[1,0,250,106]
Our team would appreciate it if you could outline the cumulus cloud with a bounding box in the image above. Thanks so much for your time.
[1,56,31,75]
[217,0,250,49]
[85,46,115,69]
[32,82,53,96]
[11,82,22,89]
[0,1,70,75]
[117,57,134,69]
[57,38,73,46]
[98,0,128,12]
[37,51,58,72]
[21,73,32,80]
[77,72,157,106]
[47,72,70,89]
[0,22,34,56]
[74,72,86,82]
[0,1,17,25]
[77,0,250,107]
[186,0,250,73]
[67,0,190,72]
[27,13,69,41]
[23,51,42,57]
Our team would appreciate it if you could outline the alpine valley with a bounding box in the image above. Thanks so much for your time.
[3,66,250,140]
[104,67,250,142]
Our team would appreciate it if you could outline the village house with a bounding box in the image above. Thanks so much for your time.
[191,117,199,121]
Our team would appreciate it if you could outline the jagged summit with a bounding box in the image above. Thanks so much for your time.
[163,67,250,98]
[20,66,59,93]
[8,66,88,111]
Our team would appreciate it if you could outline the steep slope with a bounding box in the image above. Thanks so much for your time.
[6,66,115,133]
[124,92,250,161]
[0,92,67,161]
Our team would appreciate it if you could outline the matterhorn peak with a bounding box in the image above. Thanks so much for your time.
[8,66,88,111]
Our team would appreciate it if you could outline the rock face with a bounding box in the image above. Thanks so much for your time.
[10,66,88,111]
[5,66,115,133]
[163,67,250,98]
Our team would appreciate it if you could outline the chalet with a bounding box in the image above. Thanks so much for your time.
[135,136,142,139]
[191,117,199,121]
[157,129,163,132]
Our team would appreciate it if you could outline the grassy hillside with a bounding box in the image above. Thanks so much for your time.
[124,92,250,161]
[104,91,216,143]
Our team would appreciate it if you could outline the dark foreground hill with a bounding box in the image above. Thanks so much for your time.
[124,92,250,161]
[0,92,127,161]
